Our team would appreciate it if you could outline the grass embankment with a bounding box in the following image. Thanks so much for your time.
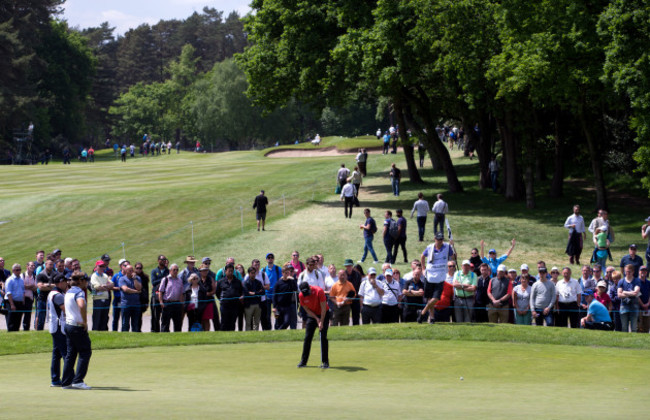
[3,323,649,356]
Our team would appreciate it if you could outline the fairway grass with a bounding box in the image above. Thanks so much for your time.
[0,339,647,419]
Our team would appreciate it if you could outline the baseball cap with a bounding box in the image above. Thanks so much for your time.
[344,259,354,266]
[489,249,496,254]
[266,253,274,259]
[385,269,393,276]
[118,258,127,266]
[461,259,471,266]
[582,289,595,296]
[53,273,67,284]
[520,264,529,271]
[53,248,62,254]
[435,232,444,240]
[202,257,212,264]
[95,260,106,267]
[497,264,507,272]
[101,253,111,261]
[368,267,377,275]
[629,244,637,249]
[299,282,311,294]
[508,268,517,274]
[597,280,607,288]
[646,216,650,222]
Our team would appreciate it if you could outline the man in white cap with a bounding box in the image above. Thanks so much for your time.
[358,267,384,324]
[418,232,456,324]
[515,264,536,287]
[453,260,477,323]
[487,264,512,323]
[381,269,402,323]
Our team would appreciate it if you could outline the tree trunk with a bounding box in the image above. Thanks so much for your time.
[394,101,423,183]
[475,114,493,189]
[550,111,564,198]
[401,95,463,192]
[524,162,536,209]
[578,110,608,211]
[497,112,524,200]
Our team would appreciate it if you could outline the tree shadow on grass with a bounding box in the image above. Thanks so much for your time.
[90,386,150,392]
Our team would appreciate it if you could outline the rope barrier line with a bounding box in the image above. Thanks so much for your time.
[8,289,638,315]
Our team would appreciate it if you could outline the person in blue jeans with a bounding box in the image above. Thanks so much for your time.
[359,209,379,263]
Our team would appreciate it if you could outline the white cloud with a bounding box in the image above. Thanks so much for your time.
[62,0,252,34]
[100,10,158,34]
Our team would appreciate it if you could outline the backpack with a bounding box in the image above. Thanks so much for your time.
[370,218,378,234]
[389,219,399,239]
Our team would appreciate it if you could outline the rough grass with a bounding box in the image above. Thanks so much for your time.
[2,323,650,356]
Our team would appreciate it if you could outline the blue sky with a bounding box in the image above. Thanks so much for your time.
[61,0,252,35]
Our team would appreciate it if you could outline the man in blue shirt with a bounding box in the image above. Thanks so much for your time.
[263,253,282,330]
[119,264,142,332]
[358,209,379,264]
[5,263,26,331]
[580,289,613,330]
[480,238,516,276]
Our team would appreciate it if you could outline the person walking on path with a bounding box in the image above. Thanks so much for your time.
[392,209,408,264]
[337,164,350,190]
[431,194,449,238]
[564,204,586,265]
[348,166,362,197]
[411,193,430,242]
[253,190,269,231]
[389,163,401,196]
[340,179,356,219]
[359,209,379,264]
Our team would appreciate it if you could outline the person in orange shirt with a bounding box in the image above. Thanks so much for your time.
[329,269,356,326]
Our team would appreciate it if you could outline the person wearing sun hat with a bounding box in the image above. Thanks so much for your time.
[180,256,200,293]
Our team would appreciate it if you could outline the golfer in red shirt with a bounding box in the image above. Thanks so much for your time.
[297,282,330,369]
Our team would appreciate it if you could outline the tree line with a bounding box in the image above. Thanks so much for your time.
[238,0,650,207]
[0,2,382,161]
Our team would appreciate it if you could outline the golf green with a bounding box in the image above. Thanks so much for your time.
[1,339,646,418]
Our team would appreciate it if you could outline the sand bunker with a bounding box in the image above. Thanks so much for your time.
[266,146,401,158]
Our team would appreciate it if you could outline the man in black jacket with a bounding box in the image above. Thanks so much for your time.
[253,190,269,231]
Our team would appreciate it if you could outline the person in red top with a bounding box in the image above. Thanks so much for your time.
[297,282,330,369]
[433,281,455,322]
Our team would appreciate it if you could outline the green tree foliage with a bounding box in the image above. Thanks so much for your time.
[0,0,62,145]
[601,0,650,194]
[37,20,96,144]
